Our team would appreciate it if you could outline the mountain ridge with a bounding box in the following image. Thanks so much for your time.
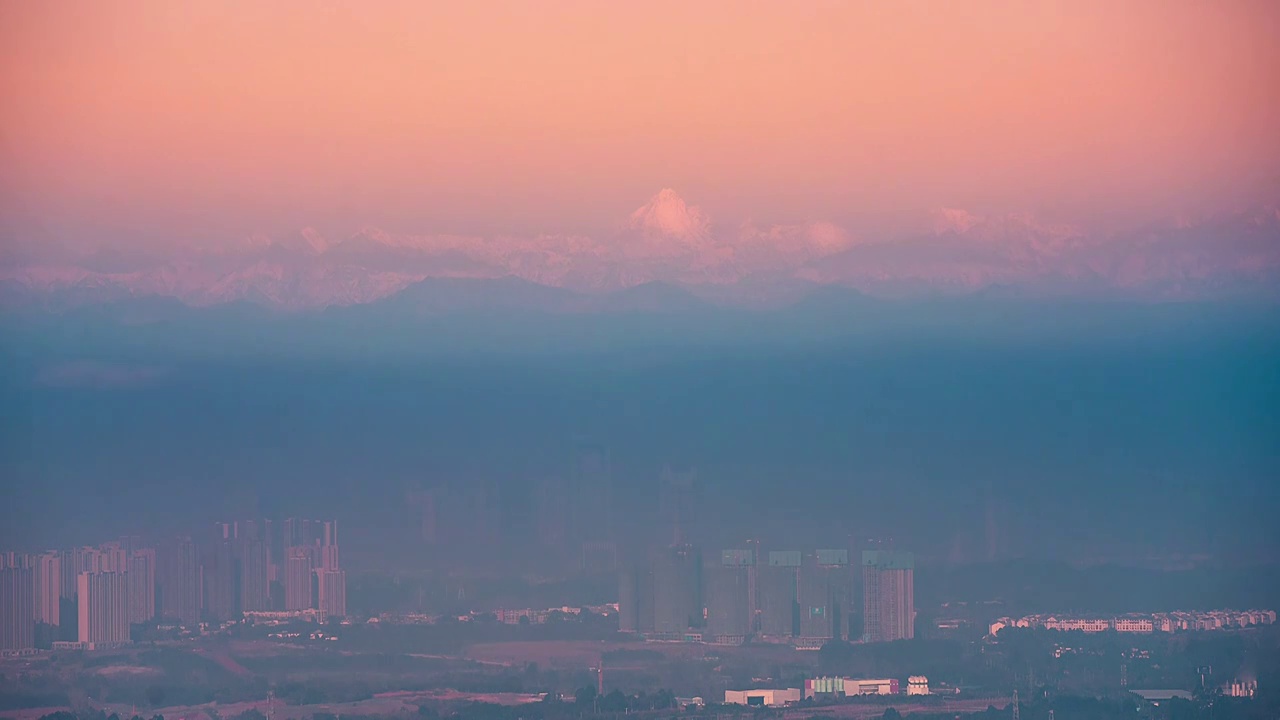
[3,191,1277,311]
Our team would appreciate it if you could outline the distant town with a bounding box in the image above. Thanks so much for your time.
[989,610,1277,637]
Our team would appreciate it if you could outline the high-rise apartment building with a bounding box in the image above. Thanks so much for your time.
[158,539,200,626]
[279,517,341,614]
[534,477,567,550]
[406,488,440,545]
[704,549,754,642]
[98,542,128,573]
[33,552,61,627]
[316,569,346,618]
[202,541,236,623]
[568,437,612,550]
[799,550,850,641]
[757,551,801,639]
[581,540,618,575]
[657,467,699,546]
[77,571,130,647]
[237,541,271,612]
[284,518,322,548]
[319,544,340,572]
[126,549,156,624]
[284,547,315,611]
[651,544,701,635]
[862,550,914,642]
[618,558,655,634]
[0,567,35,652]
[61,547,103,600]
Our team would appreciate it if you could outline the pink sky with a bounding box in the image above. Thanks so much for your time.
[2,0,1279,250]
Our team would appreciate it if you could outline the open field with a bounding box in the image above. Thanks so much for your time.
[463,639,807,669]
[0,634,1013,720]
[465,640,701,667]
[783,698,1012,720]
[1,689,548,720]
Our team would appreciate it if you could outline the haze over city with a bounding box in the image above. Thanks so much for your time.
[1,2,1278,720]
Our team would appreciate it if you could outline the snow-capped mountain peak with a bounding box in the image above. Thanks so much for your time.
[262,227,331,255]
[296,227,330,254]
[932,208,982,235]
[627,188,711,242]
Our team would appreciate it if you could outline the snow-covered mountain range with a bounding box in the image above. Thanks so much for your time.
[3,190,1277,311]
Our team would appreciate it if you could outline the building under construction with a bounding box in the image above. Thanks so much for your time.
[704,549,754,643]
[798,549,851,643]
[862,550,915,642]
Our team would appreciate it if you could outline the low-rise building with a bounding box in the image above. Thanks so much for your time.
[1114,617,1154,633]
[803,677,899,698]
[724,689,802,707]
[847,679,899,696]
[1131,689,1193,707]
[989,609,1274,637]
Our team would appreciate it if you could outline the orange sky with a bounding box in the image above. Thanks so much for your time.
[2,0,1278,248]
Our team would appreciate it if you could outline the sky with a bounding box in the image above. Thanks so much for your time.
[1,1,1279,565]
[3,0,1279,251]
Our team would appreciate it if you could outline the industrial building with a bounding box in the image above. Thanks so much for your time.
[804,677,900,698]
[724,688,802,707]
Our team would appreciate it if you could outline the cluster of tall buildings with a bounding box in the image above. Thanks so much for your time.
[407,437,621,574]
[280,519,346,618]
[619,546,915,647]
[0,518,345,654]
[2,539,155,652]
[200,519,345,623]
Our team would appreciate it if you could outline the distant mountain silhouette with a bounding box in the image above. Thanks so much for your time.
[591,282,715,314]
[4,196,1274,310]
[372,276,586,315]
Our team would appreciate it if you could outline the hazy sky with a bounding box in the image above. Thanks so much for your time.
[3,0,1279,248]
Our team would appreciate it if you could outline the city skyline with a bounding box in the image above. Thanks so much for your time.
[0,516,344,654]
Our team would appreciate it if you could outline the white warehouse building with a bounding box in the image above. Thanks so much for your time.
[724,689,802,707]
